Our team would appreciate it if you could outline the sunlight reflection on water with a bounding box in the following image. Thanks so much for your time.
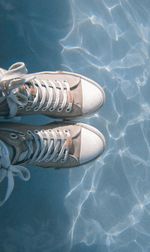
[0,0,150,251]
[60,0,150,251]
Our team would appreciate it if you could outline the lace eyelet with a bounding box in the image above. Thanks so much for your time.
[18,106,23,110]
[49,107,55,112]
[34,129,38,134]
[25,106,31,111]
[66,107,71,113]
[61,159,65,163]
[64,129,69,133]
[42,107,47,111]
[57,107,63,112]
[27,130,32,135]
[34,107,39,111]
[10,133,18,139]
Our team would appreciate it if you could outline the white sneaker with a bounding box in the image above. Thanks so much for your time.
[0,62,105,118]
[0,122,105,205]
[0,122,106,168]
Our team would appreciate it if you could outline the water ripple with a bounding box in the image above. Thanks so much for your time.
[60,0,150,251]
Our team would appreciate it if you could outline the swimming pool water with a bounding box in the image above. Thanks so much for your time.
[0,0,150,251]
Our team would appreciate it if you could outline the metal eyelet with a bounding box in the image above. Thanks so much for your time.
[49,107,55,111]
[34,107,39,111]
[25,106,31,111]
[57,107,63,112]
[10,133,18,139]
[27,130,32,135]
[64,129,68,133]
[66,107,71,113]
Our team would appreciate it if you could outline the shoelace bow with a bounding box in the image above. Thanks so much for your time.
[0,62,32,117]
[0,62,73,117]
[0,140,30,206]
[0,128,72,205]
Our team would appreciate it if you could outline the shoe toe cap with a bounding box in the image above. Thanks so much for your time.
[81,79,105,114]
[79,125,106,165]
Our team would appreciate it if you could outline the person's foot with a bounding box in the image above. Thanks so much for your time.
[0,62,105,118]
[0,122,105,168]
[0,122,105,205]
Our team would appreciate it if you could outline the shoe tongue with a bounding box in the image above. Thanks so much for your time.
[20,83,37,98]
[14,83,37,105]
[17,80,65,109]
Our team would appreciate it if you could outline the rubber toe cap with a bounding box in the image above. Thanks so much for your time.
[79,126,105,165]
[81,79,105,115]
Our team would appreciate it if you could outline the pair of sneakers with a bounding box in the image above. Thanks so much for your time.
[0,62,106,205]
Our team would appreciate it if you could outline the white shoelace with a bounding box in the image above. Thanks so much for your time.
[0,140,30,206]
[0,128,72,205]
[26,128,71,163]
[0,62,73,117]
[25,78,73,113]
[0,62,33,117]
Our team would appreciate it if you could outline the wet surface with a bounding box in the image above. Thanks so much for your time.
[0,0,150,251]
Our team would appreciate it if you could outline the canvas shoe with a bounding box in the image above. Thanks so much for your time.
[0,122,105,205]
[0,121,105,168]
[0,66,6,76]
[0,62,105,118]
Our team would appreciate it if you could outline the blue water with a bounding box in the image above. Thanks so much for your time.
[0,0,150,251]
